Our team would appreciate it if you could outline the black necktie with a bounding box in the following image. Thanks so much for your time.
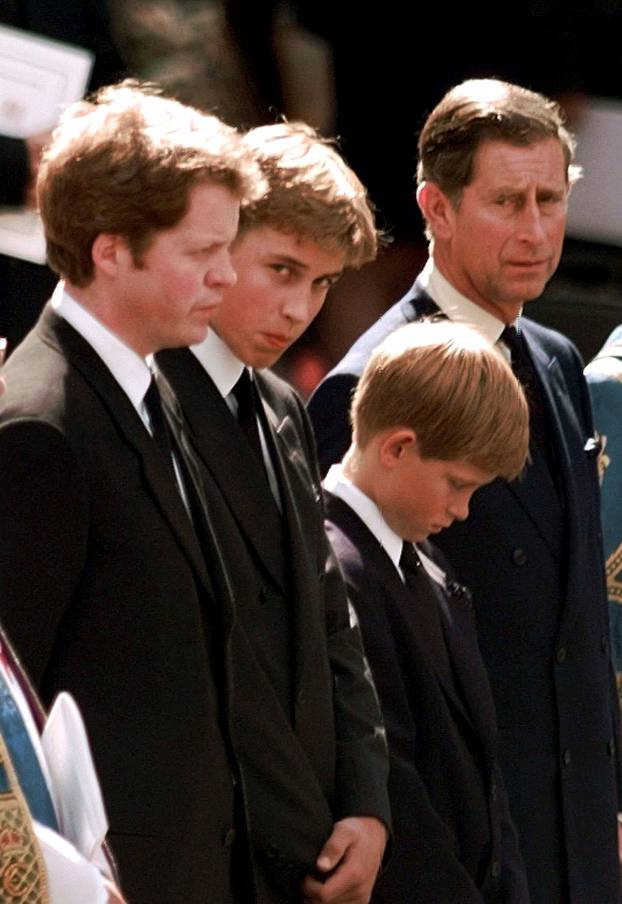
[501,325,555,472]
[144,375,175,469]
[399,541,424,587]
[232,369,264,463]
[144,373,206,527]
[400,541,455,689]
[400,543,454,686]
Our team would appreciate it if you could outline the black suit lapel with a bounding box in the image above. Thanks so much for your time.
[435,585,497,760]
[499,326,568,561]
[157,348,287,589]
[405,282,442,322]
[396,569,481,732]
[40,309,213,594]
[254,377,327,690]
[523,323,599,637]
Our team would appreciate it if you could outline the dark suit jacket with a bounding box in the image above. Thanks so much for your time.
[157,347,391,902]
[324,492,529,904]
[308,276,622,904]
[0,306,242,904]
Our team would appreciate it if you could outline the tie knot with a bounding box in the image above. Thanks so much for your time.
[501,324,524,359]
[144,373,165,425]
[400,542,421,578]
[232,369,255,412]
[143,373,173,461]
[144,373,162,410]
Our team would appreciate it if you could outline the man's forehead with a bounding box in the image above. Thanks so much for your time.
[470,138,568,187]
[234,225,346,270]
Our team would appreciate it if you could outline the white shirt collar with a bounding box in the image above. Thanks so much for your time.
[324,463,404,573]
[51,282,152,416]
[419,257,513,347]
[324,462,447,588]
[190,328,245,398]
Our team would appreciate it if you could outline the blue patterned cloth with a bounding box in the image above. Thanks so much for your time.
[585,324,622,677]
[0,665,58,830]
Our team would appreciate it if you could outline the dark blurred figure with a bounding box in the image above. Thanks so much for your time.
[0,0,126,354]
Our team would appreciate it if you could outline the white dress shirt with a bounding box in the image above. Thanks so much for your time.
[191,329,282,507]
[418,258,518,363]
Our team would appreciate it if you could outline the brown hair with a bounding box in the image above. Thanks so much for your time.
[238,121,378,268]
[38,80,264,286]
[351,320,529,480]
[417,78,580,204]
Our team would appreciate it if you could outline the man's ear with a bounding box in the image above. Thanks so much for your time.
[378,428,418,468]
[91,233,129,278]
[417,181,456,241]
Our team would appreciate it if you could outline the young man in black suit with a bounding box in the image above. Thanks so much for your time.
[309,78,622,904]
[0,82,264,904]
[158,122,391,904]
[323,319,531,903]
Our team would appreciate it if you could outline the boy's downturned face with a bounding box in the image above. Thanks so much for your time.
[208,226,345,368]
[379,439,494,542]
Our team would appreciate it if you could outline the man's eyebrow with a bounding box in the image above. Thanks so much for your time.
[268,253,344,280]
[268,253,308,268]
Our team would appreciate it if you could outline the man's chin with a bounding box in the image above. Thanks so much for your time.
[506,272,554,305]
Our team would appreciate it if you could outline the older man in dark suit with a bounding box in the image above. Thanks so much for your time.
[0,82,263,904]
[158,122,390,904]
[308,79,622,903]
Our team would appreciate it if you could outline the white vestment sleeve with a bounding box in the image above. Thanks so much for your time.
[34,822,107,904]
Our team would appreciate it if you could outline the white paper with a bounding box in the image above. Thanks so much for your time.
[0,23,93,263]
[41,692,109,862]
[0,24,93,138]
[0,207,46,264]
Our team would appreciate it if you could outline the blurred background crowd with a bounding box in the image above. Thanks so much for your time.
[3,0,622,393]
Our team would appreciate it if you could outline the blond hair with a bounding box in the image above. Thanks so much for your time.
[38,80,264,286]
[351,320,529,480]
[238,121,378,268]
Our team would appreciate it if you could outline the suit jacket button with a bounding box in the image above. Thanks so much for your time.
[491,860,501,878]
[511,548,528,566]
[223,828,237,847]
[556,646,567,664]
[562,749,572,767]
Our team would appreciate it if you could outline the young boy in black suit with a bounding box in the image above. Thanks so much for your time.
[157,121,391,904]
[324,319,532,903]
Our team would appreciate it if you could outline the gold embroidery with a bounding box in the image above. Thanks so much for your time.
[597,433,610,484]
[606,542,622,606]
[0,735,48,903]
